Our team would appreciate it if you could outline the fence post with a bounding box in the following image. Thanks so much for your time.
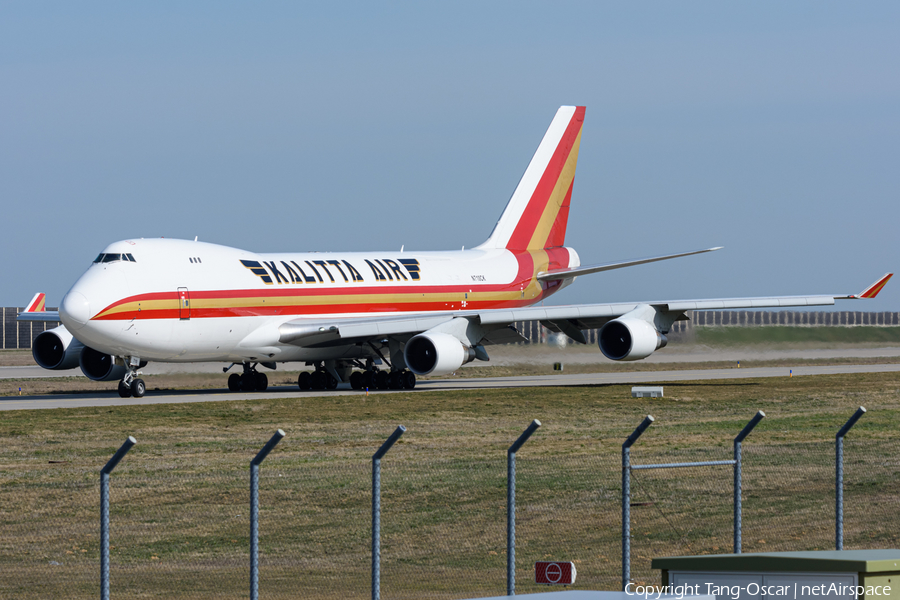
[622,416,654,591]
[250,429,285,600]
[372,425,406,600]
[836,407,866,550]
[734,411,765,554]
[100,436,136,600]
[507,419,541,596]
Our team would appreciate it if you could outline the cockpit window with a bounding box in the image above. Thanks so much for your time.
[93,253,136,263]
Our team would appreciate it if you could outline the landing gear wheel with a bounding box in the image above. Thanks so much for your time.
[375,370,390,390]
[255,373,268,392]
[297,371,312,390]
[325,373,338,390]
[388,371,403,390]
[362,371,376,390]
[240,373,257,392]
[228,373,241,391]
[402,371,416,389]
[310,371,325,390]
[350,371,363,390]
[130,378,146,398]
[117,380,132,398]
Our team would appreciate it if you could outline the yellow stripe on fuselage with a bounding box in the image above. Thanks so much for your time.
[94,288,531,319]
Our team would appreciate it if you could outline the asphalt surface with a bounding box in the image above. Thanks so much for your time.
[2,363,899,412]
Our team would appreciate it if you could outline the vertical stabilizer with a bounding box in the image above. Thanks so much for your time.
[24,292,46,313]
[477,106,585,251]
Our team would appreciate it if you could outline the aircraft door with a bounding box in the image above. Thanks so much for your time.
[178,287,191,320]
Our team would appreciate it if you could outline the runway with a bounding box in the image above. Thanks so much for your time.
[2,363,898,411]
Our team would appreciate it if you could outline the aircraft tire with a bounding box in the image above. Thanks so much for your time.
[362,371,376,390]
[228,373,241,391]
[240,373,256,392]
[349,371,363,390]
[117,380,132,398]
[375,370,390,390]
[131,378,146,398]
[297,371,311,390]
[402,371,416,389]
[310,371,325,390]
[256,373,268,392]
[388,371,403,389]
[325,373,338,390]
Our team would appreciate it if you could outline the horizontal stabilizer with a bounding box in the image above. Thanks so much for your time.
[17,311,61,322]
[537,247,723,281]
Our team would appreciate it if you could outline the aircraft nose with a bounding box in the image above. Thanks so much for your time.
[60,291,90,330]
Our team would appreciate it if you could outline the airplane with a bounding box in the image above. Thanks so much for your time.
[18,106,893,399]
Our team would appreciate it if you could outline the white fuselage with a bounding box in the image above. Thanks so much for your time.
[59,238,578,363]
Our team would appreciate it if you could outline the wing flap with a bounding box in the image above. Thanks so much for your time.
[666,296,837,311]
[481,325,528,345]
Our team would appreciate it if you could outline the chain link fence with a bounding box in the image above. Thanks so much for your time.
[2,423,898,599]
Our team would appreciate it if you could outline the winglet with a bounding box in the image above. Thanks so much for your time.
[24,292,46,313]
[853,273,893,299]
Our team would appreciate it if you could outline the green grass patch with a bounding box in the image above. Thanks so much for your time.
[693,326,900,347]
[1,374,899,598]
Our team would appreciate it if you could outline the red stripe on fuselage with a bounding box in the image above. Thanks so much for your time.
[91,249,571,321]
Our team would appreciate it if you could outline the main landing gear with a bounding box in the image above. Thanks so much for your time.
[297,365,416,391]
[117,356,146,399]
[350,369,416,390]
[227,363,269,392]
[296,368,338,391]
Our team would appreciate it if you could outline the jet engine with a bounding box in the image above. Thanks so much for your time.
[32,326,84,370]
[404,332,476,377]
[79,346,126,381]
[598,318,667,361]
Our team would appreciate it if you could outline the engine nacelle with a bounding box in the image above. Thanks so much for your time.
[32,326,84,370]
[599,318,667,361]
[404,332,476,377]
[79,346,126,381]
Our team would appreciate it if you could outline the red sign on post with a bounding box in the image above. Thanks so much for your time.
[535,561,576,585]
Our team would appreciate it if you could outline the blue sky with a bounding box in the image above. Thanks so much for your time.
[1,2,897,311]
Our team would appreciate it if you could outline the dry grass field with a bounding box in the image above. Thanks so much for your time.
[1,366,899,599]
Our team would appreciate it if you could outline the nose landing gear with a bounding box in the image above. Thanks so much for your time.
[117,356,146,398]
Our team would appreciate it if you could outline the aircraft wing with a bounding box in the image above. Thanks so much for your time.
[278,273,892,348]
